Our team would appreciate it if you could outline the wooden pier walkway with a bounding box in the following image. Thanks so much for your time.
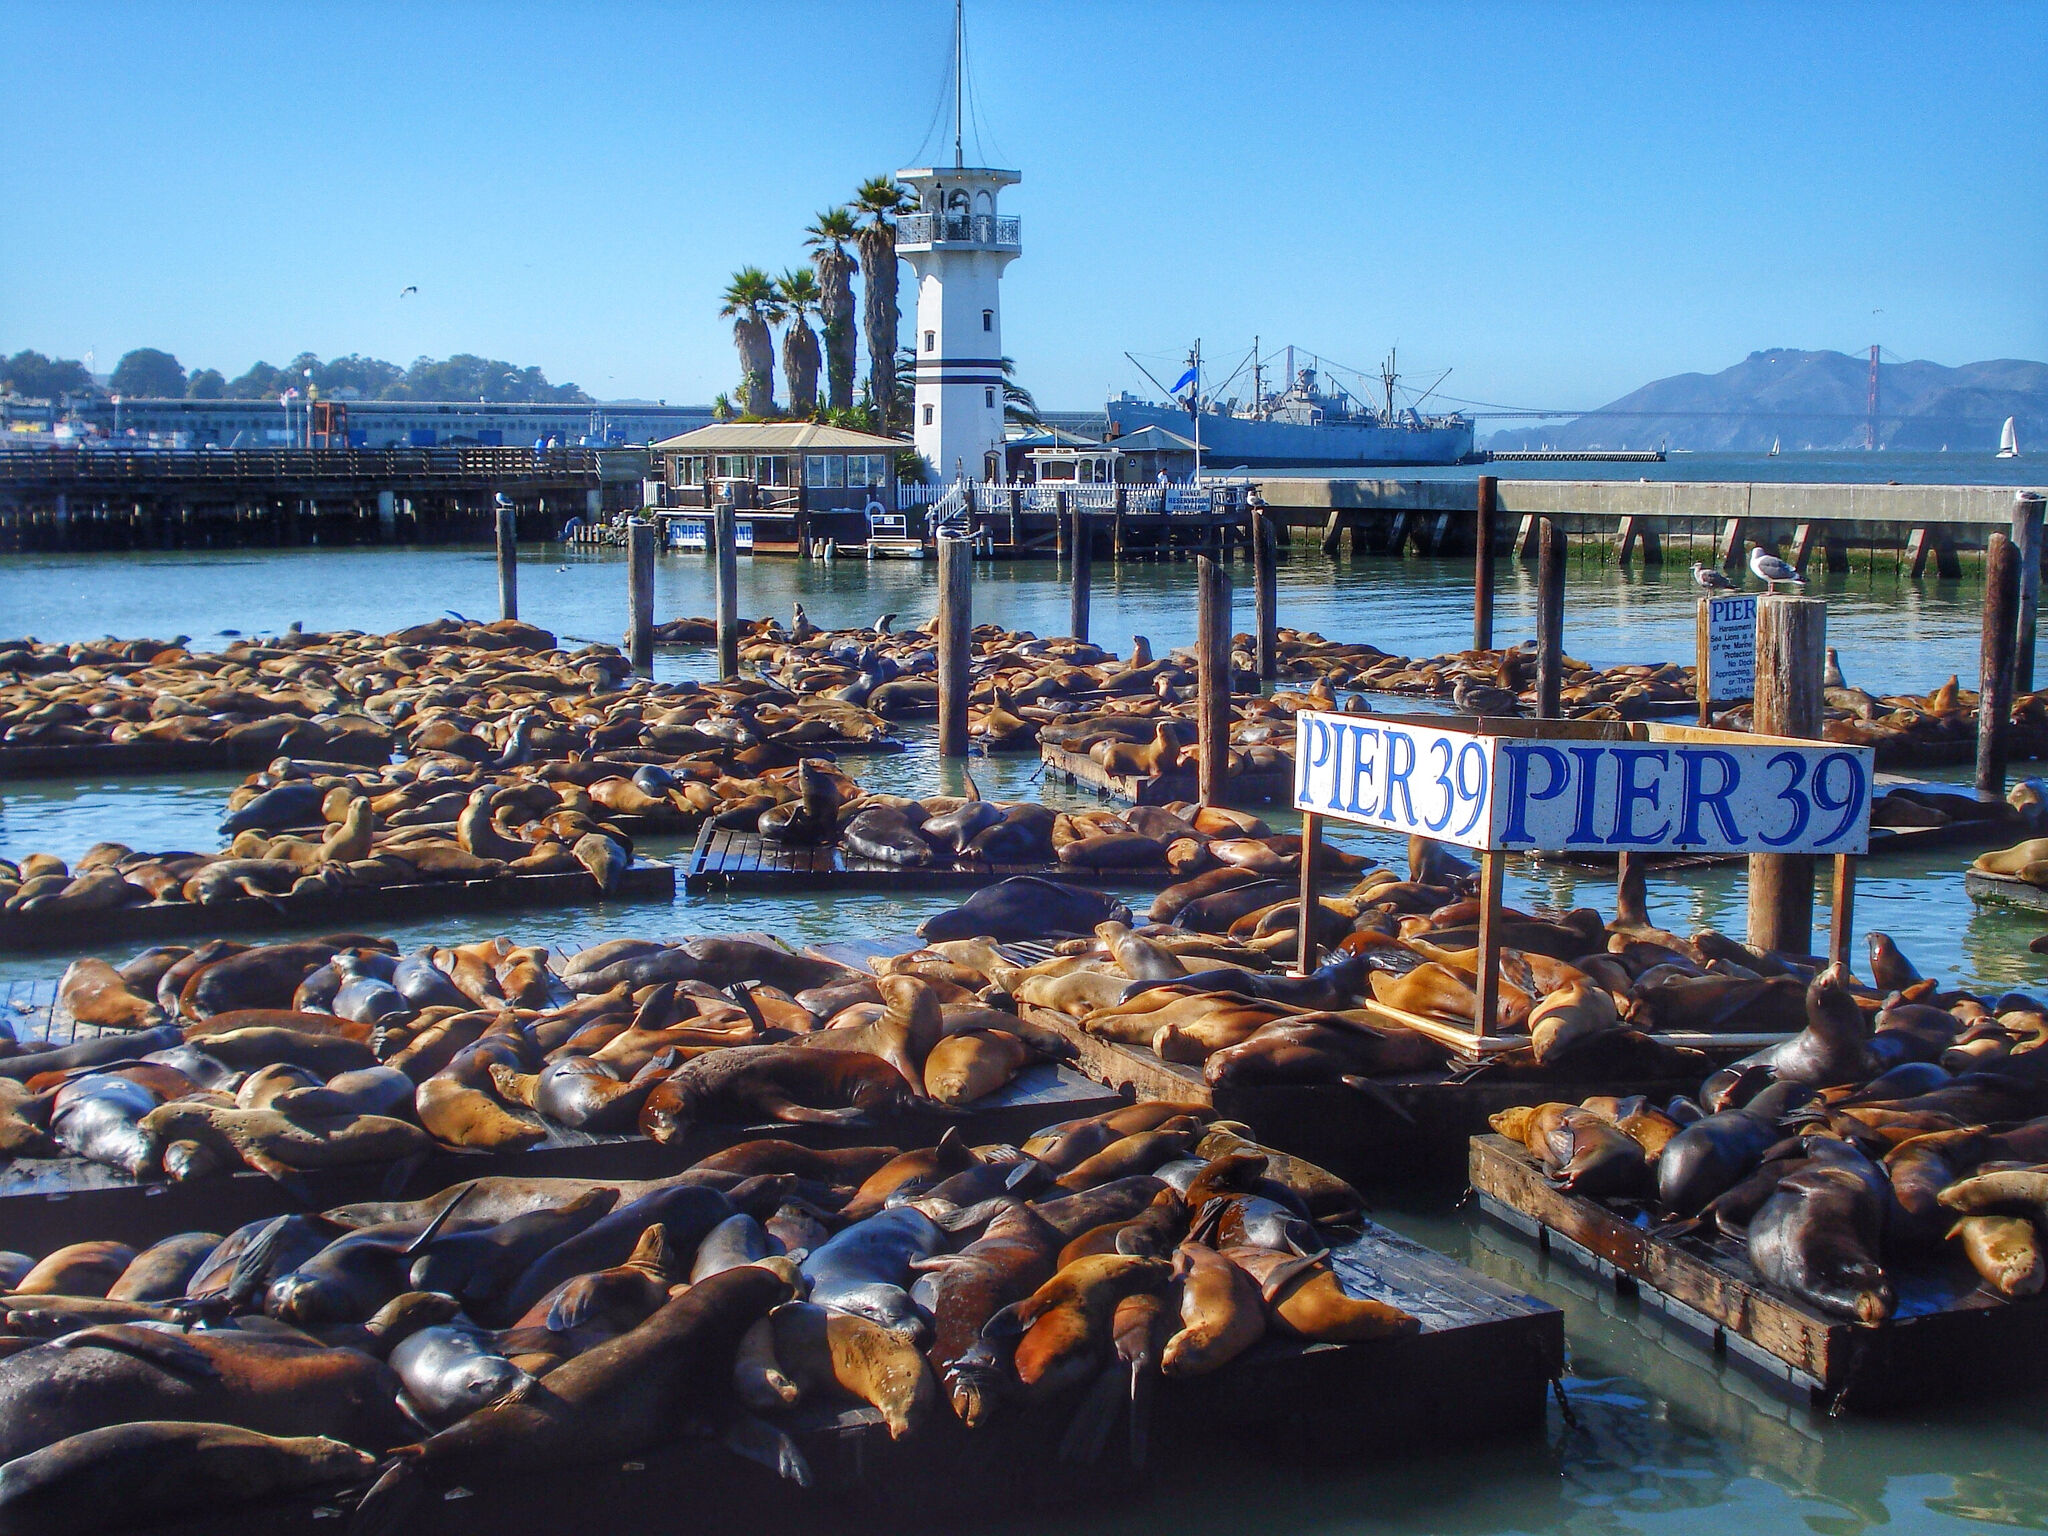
[684,824,1137,893]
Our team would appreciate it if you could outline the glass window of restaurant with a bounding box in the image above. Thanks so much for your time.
[714,455,750,480]
[756,455,795,486]
[805,455,845,488]
[847,454,889,489]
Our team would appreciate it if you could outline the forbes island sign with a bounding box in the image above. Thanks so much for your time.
[1293,711,1873,856]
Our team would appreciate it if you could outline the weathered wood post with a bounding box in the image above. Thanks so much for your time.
[1252,504,1278,682]
[1748,595,1826,956]
[1535,518,1566,718]
[1054,488,1069,558]
[626,519,655,672]
[495,500,519,621]
[2011,491,2044,694]
[1978,530,2020,794]
[1069,498,1092,642]
[1196,554,1232,805]
[376,489,396,542]
[713,503,740,681]
[1113,484,1128,559]
[1473,475,1497,652]
[936,532,972,757]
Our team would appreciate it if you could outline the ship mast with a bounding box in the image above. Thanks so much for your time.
[953,0,964,169]
[1381,350,1398,425]
[1250,336,1262,419]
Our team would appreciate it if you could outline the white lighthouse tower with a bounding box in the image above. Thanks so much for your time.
[895,7,1018,484]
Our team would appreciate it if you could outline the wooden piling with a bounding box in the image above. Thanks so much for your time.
[495,503,519,620]
[1473,476,1497,651]
[1747,595,1826,956]
[1196,554,1231,805]
[1252,506,1278,682]
[1069,500,1091,643]
[1978,530,2020,794]
[1717,518,1746,571]
[1054,489,1069,558]
[713,503,740,680]
[626,519,655,672]
[2012,491,2044,694]
[936,533,972,757]
[1535,518,1565,719]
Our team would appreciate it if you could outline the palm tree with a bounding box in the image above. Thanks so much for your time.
[852,175,913,434]
[718,267,783,417]
[999,357,1042,428]
[777,268,823,417]
[804,208,861,413]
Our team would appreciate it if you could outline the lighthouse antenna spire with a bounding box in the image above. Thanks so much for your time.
[953,0,965,168]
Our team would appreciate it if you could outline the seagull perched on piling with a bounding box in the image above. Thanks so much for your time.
[1691,562,1736,592]
[1748,544,1806,592]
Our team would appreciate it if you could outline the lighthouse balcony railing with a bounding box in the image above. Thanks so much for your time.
[895,213,1021,249]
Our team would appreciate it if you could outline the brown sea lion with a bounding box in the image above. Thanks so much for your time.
[14,1243,137,1299]
[55,959,164,1032]
[499,1226,681,1375]
[922,1029,1029,1105]
[917,1199,1065,1427]
[1949,1214,2045,1297]
[1160,1240,1267,1377]
[995,1253,1171,1399]
[1057,1188,1190,1268]
[766,1299,938,1440]
[793,975,943,1093]
[106,1233,224,1304]
[415,1066,545,1153]
[1529,981,1624,1066]
[138,1103,434,1182]
[1222,1246,1421,1341]
[838,1131,980,1220]
[688,1140,900,1185]
[639,1043,938,1144]
[1053,1128,1197,1191]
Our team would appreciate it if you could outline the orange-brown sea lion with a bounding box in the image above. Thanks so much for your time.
[138,1102,434,1182]
[1529,980,1624,1065]
[766,1299,938,1440]
[922,1029,1029,1105]
[838,1130,980,1220]
[1057,1188,1190,1268]
[638,1043,938,1145]
[499,1225,680,1375]
[792,974,943,1093]
[995,1253,1171,1400]
[105,1232,226,1305]
[1053,1127,1197,1191]
[1160,1240,1266,1377]
[1949,1214,2045,1297]
[1222,1246,1421,1341]
[687,1140,901,1186]
[56,959,165,1032]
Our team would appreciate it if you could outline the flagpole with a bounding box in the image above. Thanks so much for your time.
[1192,340,1201,486]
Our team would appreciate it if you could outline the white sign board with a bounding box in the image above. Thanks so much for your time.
[1293,711,1874,855]
[1703,594,1756,701]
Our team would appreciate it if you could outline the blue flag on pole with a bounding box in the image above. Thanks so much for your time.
[1170,366,1199,395]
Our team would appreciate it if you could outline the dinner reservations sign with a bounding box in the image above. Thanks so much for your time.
[1292,711,1873,856]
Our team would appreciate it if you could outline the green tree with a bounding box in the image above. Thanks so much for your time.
[185,368,227,399]
[719,267,783,417]
[805,207,861,413]
[109,348,186,398]
[1000,357,1042,427]
[852,176,913,433]
[777,268,823,417]
[0,350,93,398]
[224,361,285,399]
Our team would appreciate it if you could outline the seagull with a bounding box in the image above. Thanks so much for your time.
[1825,646,1846,688]
[1452,675,1524,718]
[1691,562,1736,592]
[400,286,417,298]
[1748,544,1806,592]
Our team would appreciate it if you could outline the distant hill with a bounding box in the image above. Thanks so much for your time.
[1485,349,2047,453]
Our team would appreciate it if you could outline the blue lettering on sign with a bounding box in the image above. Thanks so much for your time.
[1760,751,1813,847]
[1500,743,1570,844]
[1810,750,1868,847]
[1344,723,1381,816]
[1677,748,1743,844]
[1384,730,1417,826]
[1566,746,1606,844]
[1455,741,1491,837]
[1424,738,1456,831]
[1304,716,1334,793]
[1608,747,1672,843]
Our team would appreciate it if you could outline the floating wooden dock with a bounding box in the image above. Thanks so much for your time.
[1469,1132,2048,1410]
[0,858,676,951]
[685,824,1150,893]
[1964,869,2048,912]
[1039,742,1294,807]
[0,729,395,780]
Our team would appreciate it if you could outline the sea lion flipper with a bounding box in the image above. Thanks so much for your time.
[394,1389,436,1434]
[54,1324,221,1378]
[402,1181,475,1256]
[724,1412,815,1487]
[1128,1356,1155,1468]
[981,1299,1032,1338]
[1338,1075,1419,1125]
[348,1454,424,1536]
[224,1215,290,1304]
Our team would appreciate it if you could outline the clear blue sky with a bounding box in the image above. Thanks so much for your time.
[3,2,2042,411]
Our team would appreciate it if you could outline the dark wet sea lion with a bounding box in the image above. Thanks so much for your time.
[0,1026,184,1084]
[498,1183,734,1323]
[353,1264,794,1530]
[49,1077,163,1179]
[1736,965,1872,1087]
[688,1213,781,1282]
[388,1323,531,1426]
[1656,1105,1786,1214]
[1542,1110,1651,1197]
[0,1420,377,1536]
[1867,931,1923,992]
[841,805,937,866]
[1029,1176,1172,1240]
[492,1054,650,1133]
[406,1188,619,1318]
[184,940,389,1019]
[1746,1151,1896,1322]
[0,1325,413,1464]
[170,1026,374,1077]
[639,1043,937,1144]
[913,1199,1064,1426]
[800,1206,945,1335]
[919,877,1135,942]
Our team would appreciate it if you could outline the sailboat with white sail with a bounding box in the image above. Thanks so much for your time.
[1998,416,2020,458]
[1768,436,1780,457]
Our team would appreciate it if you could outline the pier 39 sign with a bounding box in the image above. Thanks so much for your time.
[1293,711,1874,856]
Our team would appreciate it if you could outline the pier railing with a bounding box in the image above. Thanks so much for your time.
[0,446,601,483]
[895,213,1021,248]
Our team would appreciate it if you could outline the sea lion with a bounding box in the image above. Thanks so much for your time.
[139,1102,433,1184]
[49,1078,163,1180]
[55,959,165,1032]
[0,1421,377,1536]
[1222,1246,1420,1342]
[416,1061,546,1153]
[1160,1241,1266,1377]
[106,1233,223,1304]
[1656,1101,1792,1215]
[1949,1214,2045,1297]
[0,1326,413,1464]
[992,1253,1171,1399]
[1529,981,1624,1066]
[491,1055,649,1134]
[794,975,944,1094]
[1734,965,1873,1087]
[840,805,936,867]
[688,1213,781,1283]
[799,1206,945,1336]
[388,1322,532,1426]
[1542,1109,1651,1197]
[767,1299,938,1439]
[922,1028,1030,1105]
[0,1026,184,1085]
[639,1044,939,1144]
[1745,1152,1896,1323]
[405,1188,620,1319]
[14,1243,137,1300]
[1867,932,1923,992]
[497,1184,734,1324]
[687,1139,900,1186]
[353,1264,795,1526]
[913,1199,1064,1426]
[501,1226,682,1375]
[919,877,1135,943]
[1054,1129,1197,1191]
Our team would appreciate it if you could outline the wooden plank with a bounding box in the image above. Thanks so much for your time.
[0,859,675,951]
[1965,869,2048,912]
[1017,1005,1215,1106]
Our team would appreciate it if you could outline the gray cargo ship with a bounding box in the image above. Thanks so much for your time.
[1105,346,1475,468]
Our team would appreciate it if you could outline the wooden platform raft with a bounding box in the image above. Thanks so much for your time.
[1470,1134,2048,1410]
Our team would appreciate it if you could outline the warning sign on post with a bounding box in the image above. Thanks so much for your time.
[1702,594,1757,702]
